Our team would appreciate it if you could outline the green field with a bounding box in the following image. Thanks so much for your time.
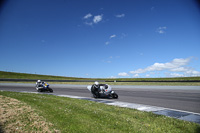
[0,91,199,133]
[0,71,90,80]
[0,71,200,86]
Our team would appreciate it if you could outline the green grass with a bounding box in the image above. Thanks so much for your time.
[0,71,90,80]
[0,91,200,132]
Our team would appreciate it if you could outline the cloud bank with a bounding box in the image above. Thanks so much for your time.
[130,58,191,74]
[118,57,200,77]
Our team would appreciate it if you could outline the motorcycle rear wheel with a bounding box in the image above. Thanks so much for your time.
[37,89,42,92]
[93,93,100,98]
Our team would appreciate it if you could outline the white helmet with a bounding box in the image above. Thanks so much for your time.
[37,80,41,82]
[94,81,99,85]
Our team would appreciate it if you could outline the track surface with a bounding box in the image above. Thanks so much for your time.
[0,83,200,113]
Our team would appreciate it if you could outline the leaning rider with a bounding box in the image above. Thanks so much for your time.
[91,81,100,97]
[36,80,42,87]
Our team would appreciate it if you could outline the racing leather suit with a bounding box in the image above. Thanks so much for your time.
[36,81,42,87]
[91,84,100,97]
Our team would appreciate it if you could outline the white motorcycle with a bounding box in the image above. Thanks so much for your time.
[87,84,118,99]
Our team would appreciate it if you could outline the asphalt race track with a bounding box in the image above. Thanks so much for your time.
[0,83,200,113]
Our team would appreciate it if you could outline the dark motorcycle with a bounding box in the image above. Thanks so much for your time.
[87,84,118,99]
[36,82,53,92]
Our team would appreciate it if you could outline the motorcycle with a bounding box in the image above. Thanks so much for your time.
[87,84,118,99]
[36,82,53,93]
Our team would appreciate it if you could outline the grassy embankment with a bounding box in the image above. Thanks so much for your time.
[0,91,199,132]
[0,71,200,86]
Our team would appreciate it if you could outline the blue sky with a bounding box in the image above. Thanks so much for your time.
[0,0,200,78]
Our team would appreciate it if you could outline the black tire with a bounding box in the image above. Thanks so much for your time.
[49,89,53,93]
[93,92,100,98]
[112,93,118,99]
[108,94,113,99]
[93,94,98,98]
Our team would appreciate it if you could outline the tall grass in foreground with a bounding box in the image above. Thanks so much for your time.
[0,91,200,132]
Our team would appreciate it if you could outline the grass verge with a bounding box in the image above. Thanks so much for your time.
[0,91,200,132]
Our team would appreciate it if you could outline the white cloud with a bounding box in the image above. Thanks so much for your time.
[85,22,93,26]
[145,74,150,77]
[108,76,117,79]
[83,14,103,26]
[167,69,200,77]
[158,30,165,34]
[105,35,116,45]
[156,27,167,34]
[115,14,125,18]
[130,68,146,74]
[133,74,139,77]
[105,41,110,45]
[83,13,92,19]
[170,67,188,72]
[159,27,167,30]
[130,58,191,74]
[167,73,184,77]
[129,57,200,77]
[185,70,200,76]
[110,34,116,39]
[93,14,103,24]
[118,72,129,76]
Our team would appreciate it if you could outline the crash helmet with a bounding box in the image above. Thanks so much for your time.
[37,80,41,82]
[94,81,99,85]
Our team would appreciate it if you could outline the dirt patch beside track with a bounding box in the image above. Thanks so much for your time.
[0,95,60,133]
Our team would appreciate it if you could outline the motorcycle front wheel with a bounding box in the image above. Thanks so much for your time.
[112,93,118,99]
[49,88,53,93]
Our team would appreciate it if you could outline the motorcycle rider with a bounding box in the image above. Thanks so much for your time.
[36,80,42,87]
[91,81,100,97]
